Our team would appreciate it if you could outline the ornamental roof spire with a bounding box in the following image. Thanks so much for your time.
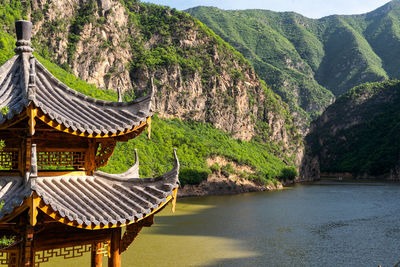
[14,20,34,54]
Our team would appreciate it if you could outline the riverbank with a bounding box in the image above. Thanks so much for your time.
[178,173,283,197]
[321,172,400,181]
[178,156,295,197]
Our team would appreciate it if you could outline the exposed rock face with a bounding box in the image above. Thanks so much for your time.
[27,0,302,163]
[299,153,320,181]
[31,0,132,90]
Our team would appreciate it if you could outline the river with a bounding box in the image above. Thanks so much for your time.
[42,180,400,267]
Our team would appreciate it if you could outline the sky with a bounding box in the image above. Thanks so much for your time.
[143,0,392,19]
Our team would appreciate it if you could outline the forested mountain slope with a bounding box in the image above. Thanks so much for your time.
[188,1,400,128]
[0,0,303,186]
[306,80,400,180]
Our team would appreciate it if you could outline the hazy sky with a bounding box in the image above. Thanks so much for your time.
[144,0,392,18]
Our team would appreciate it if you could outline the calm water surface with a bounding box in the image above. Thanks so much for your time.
[44,180,400,267]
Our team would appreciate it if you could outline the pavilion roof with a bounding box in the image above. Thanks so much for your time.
[0,20,152,137]
[0,150,180,229]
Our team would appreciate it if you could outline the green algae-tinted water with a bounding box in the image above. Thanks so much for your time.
[39,180,400,266]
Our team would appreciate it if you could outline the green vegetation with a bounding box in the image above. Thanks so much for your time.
[308,80,400,177]
[102,115,296,187]
[21,0,299,148]
[120,1,251,87]
[280,166,298,181]
[0,0,29,64]
[0,236,14,247]
[187,3,400,127]
[0,106,9,116]
[0,0,300,188]
[186,7,334,127]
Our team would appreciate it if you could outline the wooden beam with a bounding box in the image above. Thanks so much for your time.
[8,251,18,267]
[85,139,96,175]
[120,216,154,253]
[28,194,40,226]
[25,138,31,173]
[91,243,103,267]
[108,228,121,267]
[34,229,111,251]
[27,105,37,136]
[0,112,27,130]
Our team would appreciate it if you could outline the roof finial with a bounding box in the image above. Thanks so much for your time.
[14,20,33,54]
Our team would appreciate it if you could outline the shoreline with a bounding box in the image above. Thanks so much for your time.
[177,176,400,198]
[178,175,286,198]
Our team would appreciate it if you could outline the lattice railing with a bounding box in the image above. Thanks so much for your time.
[37,151,85,170]
[34,244,92,266]
[0,252,17,267]
[0,151,18,170]
[0,244,110,267]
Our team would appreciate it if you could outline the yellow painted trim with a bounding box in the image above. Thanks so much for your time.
[147,117,151,139]
[27,105,37,136]
[28,193,41,226]
[37,171,86,177]
[35,110,149,139]
[37,187,179,230]
[171,187,178,213]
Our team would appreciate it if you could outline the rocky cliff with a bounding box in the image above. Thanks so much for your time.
[18,0,302,163]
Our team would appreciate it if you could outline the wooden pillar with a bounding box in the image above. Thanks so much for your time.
[18,225,34,267]
[108,228,121,267]
[91,243,102,267]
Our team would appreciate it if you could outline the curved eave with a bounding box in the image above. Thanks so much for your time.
[0,55,30,126]
[95,149,139,178]
[32,150,180,229]
[32,58,154,138]
[0,176,32,223]
[35,107,151,138]
[36,187,178,230]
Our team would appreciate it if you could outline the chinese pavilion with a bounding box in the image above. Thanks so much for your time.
[0,20,180,267]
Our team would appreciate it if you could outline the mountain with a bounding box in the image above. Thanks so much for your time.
[0,0,303,186]
[306,80,400,180]
[187,2,400,129]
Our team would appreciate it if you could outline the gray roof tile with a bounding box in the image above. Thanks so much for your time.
[0,55,153,136]
[0,150,180,226]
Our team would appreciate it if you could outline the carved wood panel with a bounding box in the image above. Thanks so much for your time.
[34,245,92,266]
[37,151,85,170]
[0,151,18,170]
[95,141,116,168]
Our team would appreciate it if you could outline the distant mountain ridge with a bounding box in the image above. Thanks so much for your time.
[187,1,400,128]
